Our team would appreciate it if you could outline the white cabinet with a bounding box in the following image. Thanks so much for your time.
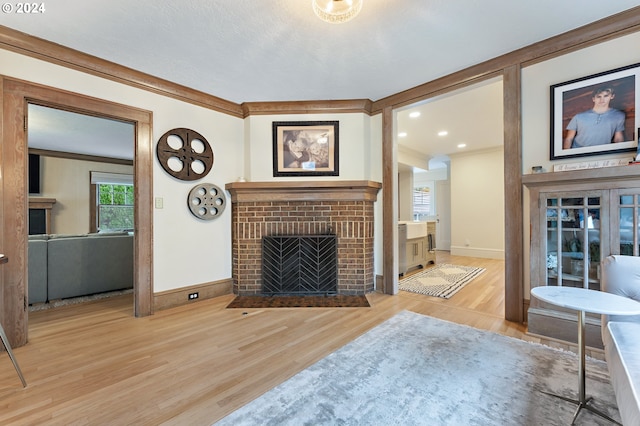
[406,238,424,269]
[398,221,436,276]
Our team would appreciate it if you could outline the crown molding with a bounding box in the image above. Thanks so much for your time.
[241,99,373,117]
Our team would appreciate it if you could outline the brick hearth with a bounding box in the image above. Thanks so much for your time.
[225,181,381,296]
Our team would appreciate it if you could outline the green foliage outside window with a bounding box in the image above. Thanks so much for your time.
[98,184,134,231]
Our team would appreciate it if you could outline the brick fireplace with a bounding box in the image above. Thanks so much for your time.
[225,181,382,296]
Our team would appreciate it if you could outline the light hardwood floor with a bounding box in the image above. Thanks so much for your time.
[0,252,580,425]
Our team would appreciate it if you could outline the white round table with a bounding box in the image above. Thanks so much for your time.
[531,286,640,425]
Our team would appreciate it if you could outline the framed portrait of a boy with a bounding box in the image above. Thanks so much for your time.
[272,121,339,177]
[550,62,639,160]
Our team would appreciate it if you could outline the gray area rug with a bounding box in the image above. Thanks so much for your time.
[214,310,620,425]
[399,263,485,298]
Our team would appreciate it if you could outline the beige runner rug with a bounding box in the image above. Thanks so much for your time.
[399,263,485,298]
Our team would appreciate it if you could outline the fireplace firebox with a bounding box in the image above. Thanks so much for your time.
[262,235,337,295]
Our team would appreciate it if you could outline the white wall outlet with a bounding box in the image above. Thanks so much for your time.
[155,197,163,209]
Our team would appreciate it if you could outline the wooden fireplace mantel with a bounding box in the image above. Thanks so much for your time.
[28,197,57,209]
[522,164,640,188]
[225,180,382,203]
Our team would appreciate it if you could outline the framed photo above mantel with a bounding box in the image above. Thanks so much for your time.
[272,121,339,177]
[550,62,639,160]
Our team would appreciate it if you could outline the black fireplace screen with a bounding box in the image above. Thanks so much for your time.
[29,209,47,235]
[262,235,337,295]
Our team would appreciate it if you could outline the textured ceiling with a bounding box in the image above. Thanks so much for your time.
[3,0,638,103]
[28,104,135,160]
[4,1,639,162]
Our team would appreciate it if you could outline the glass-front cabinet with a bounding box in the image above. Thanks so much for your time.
[526,173,640,348]
[539,188,640,295]
[544,193,607,291]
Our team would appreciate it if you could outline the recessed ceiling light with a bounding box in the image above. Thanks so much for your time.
[438,131,448,137]
[457,143,467,149]
[409,112,421,118]
[398,132,407,138]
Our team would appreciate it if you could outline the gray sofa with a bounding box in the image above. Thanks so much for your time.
[28,232,134,304]
[601,255,640,425]
[28,235,48,303]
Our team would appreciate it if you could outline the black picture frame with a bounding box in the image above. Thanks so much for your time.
[272,121,339,177]
[550,63,639,160]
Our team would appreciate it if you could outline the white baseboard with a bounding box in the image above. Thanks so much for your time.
[450,246,504,259]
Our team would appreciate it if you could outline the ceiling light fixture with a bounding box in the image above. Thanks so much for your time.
[457,143,467,149]
[438,131,448,137]
[312,0,363,24]
[398,132,407,138]
[409,111,421,118]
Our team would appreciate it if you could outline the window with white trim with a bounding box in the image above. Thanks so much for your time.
[413,187,431,221]
[91,172,134,232]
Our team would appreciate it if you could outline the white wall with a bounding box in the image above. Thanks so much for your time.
[244,114,374,181]
[450,147,505,259]
[369,114,384,279]
[39,157,133,234]
[398,169,413,221]
[398,147,430,171]
[414,168,448,184]
[0,49,244,293]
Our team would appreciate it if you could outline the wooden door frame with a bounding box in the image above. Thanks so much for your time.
[1,76,154,347]
[381,74,521,322]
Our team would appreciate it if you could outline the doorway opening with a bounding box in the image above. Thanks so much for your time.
[1,78,153,346]
[27,104,137,310]
[393,76,505,288]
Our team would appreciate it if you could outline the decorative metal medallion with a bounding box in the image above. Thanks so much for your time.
[156,128,214,181]
[187,183,226,220]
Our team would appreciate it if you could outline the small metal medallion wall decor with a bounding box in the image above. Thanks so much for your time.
[157,128,214,180]
[187,183,226,220]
